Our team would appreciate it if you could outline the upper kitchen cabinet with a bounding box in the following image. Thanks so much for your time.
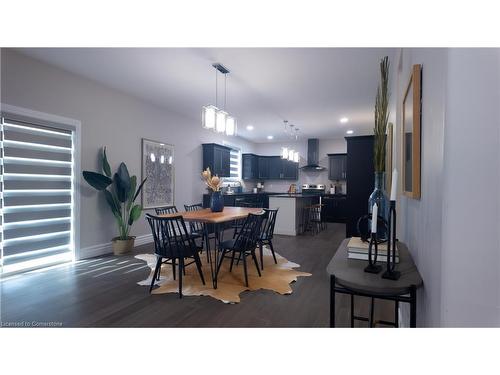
[328,153,347,181]
[202,143,231,177]
[268,156,283,179]
[282,159,299,180]
[243,154,298,180]
[242,153,259,180]
[258,156,270,179]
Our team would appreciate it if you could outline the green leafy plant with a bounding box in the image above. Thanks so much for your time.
[83,147,147,240]
[374,56,390,173]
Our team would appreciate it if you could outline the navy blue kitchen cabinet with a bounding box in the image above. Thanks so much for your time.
[345,135,374,237]
[258,156,270,179]
[202,143,231,177]
[243,154,298,180]
[242,153,259,180]
[283,159,299,180]
[328,153,347,181]
[268,156,282,179]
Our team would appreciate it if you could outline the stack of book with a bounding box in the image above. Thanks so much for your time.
[347,237,400,263]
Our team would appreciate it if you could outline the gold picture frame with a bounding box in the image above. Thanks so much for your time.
[402,64,422,199]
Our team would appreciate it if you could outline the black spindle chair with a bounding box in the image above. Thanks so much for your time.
[155,205,178,215]
[145,214,205,298]
[184,203,213,261]
[257,208,279,270]
[216,212,264,287]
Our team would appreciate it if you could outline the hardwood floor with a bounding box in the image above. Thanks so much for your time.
[0,224,394,327]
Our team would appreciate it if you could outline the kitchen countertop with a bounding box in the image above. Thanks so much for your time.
[270,194,321,198]
[203,191,284,196]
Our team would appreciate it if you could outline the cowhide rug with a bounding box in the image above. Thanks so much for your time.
[136,246,311,303]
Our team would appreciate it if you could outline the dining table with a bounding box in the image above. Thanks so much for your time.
[158,206,264,289]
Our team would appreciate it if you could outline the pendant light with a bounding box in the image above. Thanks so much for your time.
[280,120,300,163]
[202,63,237,136]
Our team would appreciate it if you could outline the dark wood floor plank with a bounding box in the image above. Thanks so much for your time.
[1,224,394,327]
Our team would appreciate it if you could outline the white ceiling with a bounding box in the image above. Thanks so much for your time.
[18,48,396,143]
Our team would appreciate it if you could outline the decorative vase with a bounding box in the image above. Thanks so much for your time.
[210,191,224,212]
[111,236,135,255]
[368,172,389,239]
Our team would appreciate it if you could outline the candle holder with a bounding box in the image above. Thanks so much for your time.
[382,201,401,280]
[364,230,383,274]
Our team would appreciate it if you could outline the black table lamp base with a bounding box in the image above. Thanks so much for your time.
[382,269,401,280]
[364,232,382,274]
[365,264,383,274]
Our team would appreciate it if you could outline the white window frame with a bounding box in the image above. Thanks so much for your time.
[0,103,81,266]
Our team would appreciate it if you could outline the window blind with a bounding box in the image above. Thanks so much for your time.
[229,148,240,179]
[1,115,75,275]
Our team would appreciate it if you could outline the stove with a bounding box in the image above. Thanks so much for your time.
[301,184,326,194]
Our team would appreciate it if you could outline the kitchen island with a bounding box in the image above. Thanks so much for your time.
[268,194,320,236]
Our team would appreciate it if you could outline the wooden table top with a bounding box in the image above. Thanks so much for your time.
[157,207,264,224]
[327,238,423,296]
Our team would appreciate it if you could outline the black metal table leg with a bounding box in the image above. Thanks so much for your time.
[369,297,375,327]
[350,294,355,328]
[213,223,220,289]
[395,300,399,328]
[330,275,336,327]
[410,285,417,328]
[203,223,215,289]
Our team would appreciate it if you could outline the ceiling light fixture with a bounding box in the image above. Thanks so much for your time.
[340,117,349,123]
[202,63,237,136]
[346,130,354,135]
[280,120,299,163]
[267,135,274,140]
[246,125,254,131]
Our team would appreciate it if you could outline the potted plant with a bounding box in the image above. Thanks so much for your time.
[83,147,147,255]
[370,55,390,226]
[201,167,223,212]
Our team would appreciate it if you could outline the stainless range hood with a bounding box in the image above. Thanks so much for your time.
[300,139,325,171]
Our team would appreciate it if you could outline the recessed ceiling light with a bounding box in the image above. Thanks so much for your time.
[340,117,349,124]
[267,135,274,140]
[246,125,254,131]
[346,130,354,135]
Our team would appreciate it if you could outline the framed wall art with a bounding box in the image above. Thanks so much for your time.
[141,138,174,209]
[402,64,422,199]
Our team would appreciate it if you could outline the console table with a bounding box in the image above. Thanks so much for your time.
[327,238,423,327]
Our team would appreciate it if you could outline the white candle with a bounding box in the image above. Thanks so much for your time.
[371,203,378,233]
[390,169,398,201]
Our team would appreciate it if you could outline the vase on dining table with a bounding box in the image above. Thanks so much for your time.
[210,191,224,212]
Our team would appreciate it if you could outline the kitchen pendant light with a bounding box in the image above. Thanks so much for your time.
[281,147,289,159]
[280,120,300,163]
[202,63,237,136]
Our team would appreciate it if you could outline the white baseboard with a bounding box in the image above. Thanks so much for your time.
[78,234,153,260]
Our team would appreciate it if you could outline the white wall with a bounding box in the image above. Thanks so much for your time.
[0,49,256,257]
[392,48,448,327]
[440,49,500,326]
[254,138,347,192]
[393,48,500,327]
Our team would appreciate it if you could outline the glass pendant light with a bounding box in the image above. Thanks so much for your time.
[281,147,288,159]
[202,105,217,130]
[216,110,227,133]
[226,116,236,136]
[288,149,295,161]
[293,151,299,163]
[202,63,237,136]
